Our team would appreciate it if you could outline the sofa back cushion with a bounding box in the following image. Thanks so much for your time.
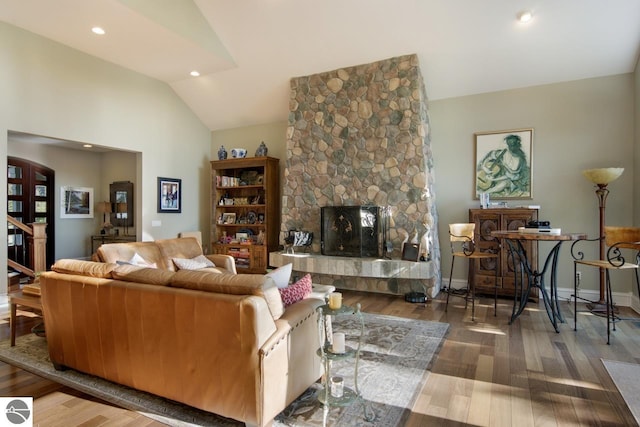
[51,259,118,278]
[97,241,167,269]
[170,270,285,320]
[155,237,204,272]
[111,264,175,286]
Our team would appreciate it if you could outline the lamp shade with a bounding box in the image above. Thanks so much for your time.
[582,168,624,185]
[97,201,112,213]
[117,202,128,213]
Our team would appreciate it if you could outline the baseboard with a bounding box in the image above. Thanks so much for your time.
[445,279,639,315]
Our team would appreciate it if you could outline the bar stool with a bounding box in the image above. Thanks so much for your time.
[445,223,499,321]
[571,226,640,344]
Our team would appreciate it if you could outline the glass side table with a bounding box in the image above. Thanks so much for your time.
[316,303,374,425]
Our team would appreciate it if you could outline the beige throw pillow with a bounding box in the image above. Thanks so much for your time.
[172,254,216,270]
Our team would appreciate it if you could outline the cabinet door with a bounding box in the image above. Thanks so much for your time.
[472,211,501,289]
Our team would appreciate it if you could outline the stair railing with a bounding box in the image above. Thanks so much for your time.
[7,215,47,279]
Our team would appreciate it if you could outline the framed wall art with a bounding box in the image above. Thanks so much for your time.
[60,186,93,218]
[221,212,236,224]
[474,128,533,200]
[157,177,182,213]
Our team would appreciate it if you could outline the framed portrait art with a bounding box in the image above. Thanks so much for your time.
[60,186,93,219]
[474,128,533,200]
[157,177,182,213]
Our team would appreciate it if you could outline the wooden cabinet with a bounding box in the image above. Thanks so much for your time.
[210,157,280,274]
[469,208,539,300]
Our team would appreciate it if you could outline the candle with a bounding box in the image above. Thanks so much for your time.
[328,292,342,310]
[330,376,344,398]
[332,332,345,353]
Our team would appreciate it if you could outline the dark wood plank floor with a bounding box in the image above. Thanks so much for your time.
[1,291,638,426]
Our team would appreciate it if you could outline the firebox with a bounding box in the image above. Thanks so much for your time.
[321,206,380,257]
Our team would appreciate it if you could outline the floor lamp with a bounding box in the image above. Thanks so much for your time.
[582,167,624,313]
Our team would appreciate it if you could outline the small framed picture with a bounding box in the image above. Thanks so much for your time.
[157,177,182,213]
[236,232,249,241]
[60,186,93,218]
[222,212,236,224]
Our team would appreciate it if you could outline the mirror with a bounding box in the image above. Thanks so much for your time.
[110,181,134,228]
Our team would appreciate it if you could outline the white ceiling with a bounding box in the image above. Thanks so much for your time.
[1,0,639,132]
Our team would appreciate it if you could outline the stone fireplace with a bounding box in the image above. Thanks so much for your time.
[280,54,441,296]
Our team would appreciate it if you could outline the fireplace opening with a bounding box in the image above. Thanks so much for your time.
[321,206,380,257]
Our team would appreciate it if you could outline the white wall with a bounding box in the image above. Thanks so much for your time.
[1,23,211,292]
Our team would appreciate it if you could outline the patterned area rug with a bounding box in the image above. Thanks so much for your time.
[0,313,449,426]
[602,359,640,425]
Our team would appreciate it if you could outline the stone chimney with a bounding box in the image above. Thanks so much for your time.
[282,54,440,296]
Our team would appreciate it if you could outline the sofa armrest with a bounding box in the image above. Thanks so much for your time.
[259,297,323,424]
[205,254,237,274]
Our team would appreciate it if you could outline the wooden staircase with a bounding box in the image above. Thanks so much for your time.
[7,216,47,293]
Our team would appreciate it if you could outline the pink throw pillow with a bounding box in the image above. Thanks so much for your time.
[279,274,312,307]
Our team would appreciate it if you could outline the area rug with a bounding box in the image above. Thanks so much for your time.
[602,359,640,425]
[0,313,449,426]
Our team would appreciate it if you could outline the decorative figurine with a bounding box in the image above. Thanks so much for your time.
[255,141,268,157]
[218,145,228,160]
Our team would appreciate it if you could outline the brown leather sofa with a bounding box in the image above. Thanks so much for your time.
[40,238,323,427]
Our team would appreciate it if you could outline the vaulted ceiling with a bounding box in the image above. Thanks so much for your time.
[1,0,639,131]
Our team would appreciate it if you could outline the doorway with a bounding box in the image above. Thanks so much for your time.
[7,157,55,269]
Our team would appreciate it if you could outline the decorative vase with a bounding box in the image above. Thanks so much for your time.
[218,145,228,160]
[255,141,268,157]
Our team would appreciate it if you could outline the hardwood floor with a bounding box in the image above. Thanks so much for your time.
[1,292,638,426]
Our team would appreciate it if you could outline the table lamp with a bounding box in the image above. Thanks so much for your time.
[97,201,112,234]
[582,167,624,313]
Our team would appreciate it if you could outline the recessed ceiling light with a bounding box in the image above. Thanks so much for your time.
[517,11,533,23]
[83,144,93,148]
[91,27,106,35]
[190,70,200,77]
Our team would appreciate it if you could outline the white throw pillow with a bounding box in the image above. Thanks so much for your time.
[173,255,216,270]
[128,253,157,268]
[266,263,293,289]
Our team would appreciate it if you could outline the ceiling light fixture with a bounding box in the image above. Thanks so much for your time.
[91,27,106,35]
[83,144,93,148]
[190,71,200,77]
[517,11,533,23]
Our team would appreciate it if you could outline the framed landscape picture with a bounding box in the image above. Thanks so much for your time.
[60,186,93,218]
[474,128,533,200]
[157,177,182,213]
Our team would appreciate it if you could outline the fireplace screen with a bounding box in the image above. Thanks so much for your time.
[321,206,380,257]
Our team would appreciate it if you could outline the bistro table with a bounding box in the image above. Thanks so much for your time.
[491,230,587,332]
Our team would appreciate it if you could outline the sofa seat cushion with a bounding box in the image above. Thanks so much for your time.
[111,264,174,286]
[51,259,117,278]
[170,270,285,320]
